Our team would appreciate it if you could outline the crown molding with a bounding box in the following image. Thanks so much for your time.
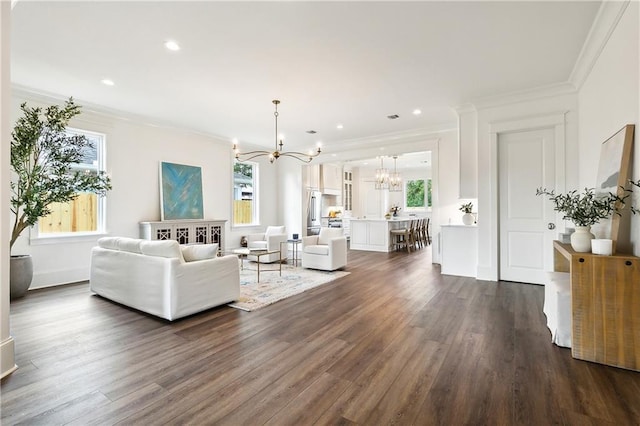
[467,82,577,111]
[569,0,630,90]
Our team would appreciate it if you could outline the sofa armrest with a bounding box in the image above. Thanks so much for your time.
[266,233,287,248]
[329,236,347,261]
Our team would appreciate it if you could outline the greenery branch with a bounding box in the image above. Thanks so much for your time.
[536,186,631,227]
[459,202,473,214]
[10,98,112,251]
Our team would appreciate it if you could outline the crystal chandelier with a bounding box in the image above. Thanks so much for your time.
[375,156,389,190]
[388,156,403,192]
[233,100,321,164]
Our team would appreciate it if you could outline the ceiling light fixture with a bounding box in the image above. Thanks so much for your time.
[389,156,403,192]
[413,109,422,115]
[375,156,389,190]
[164,40,180,51]
[101,79,115,86]
[233,100,322,164]
[337,124,343,129]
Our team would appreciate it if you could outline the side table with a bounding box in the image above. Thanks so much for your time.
[281,239,302,267]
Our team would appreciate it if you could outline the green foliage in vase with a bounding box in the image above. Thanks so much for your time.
[536,187,630,227]
[10,98,112,251]
[459,202,473,214]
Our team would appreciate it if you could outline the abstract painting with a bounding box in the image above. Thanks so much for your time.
[160,162,204,220]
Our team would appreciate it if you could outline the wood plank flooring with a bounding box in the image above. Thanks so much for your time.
[3,247,640,425]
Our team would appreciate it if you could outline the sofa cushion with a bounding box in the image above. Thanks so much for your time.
[304,245,330,255]
[265,226,285,237]
[139,240,183,259]
[98,237,120,250]
[117,237,143,254]
[317,227,343,245]
[181,243,219,262]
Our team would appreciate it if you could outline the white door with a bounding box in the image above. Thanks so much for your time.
[499,128,556,284]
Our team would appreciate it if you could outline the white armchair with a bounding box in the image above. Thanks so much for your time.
[246,225,287,263]
[302,227,347,271]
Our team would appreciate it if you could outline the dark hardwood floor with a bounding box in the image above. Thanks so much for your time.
[3,247,640,425]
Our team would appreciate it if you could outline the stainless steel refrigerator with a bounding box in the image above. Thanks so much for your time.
[306,190,322,236]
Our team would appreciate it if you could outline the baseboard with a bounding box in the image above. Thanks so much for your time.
[476,265,497,282]
[1,336,17,379]
[31,266,89,290]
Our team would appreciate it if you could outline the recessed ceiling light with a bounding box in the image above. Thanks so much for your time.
[101,79,115,86]
[164,40,180,51]
[413,109,422,115]
[336,124,343,129]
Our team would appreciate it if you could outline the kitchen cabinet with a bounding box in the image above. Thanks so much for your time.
[305,164,321,190]
[343,169,353,211]
[321,164,341,195]
[440,225,477,277]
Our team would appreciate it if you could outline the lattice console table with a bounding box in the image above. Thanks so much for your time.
[140,220,226,251]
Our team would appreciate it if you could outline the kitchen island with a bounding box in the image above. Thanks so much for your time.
[350,218,412,252]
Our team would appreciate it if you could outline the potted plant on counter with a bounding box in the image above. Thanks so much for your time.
[459,202,474,225]
[9,98,112,298]
[536,187,629,252]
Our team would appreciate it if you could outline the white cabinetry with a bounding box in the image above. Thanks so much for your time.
[304,165,321,190]
[343,169,353,212]
[440,225,477,277]
[140,220,226,251]
[321,164,341,195]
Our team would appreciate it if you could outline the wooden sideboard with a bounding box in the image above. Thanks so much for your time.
[553,241,640,371]
[140,220,226,250]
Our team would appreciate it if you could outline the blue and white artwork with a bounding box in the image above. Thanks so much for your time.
[160,162,204,220]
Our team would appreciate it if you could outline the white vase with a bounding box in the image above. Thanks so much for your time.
[462,213,474,225]
[570,226,594,252]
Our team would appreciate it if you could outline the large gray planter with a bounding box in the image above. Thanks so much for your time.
[10,255,33,299]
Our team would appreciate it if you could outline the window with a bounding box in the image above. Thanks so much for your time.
[233,161,259,226]
[36,128,108,237]
[405,179,432,211]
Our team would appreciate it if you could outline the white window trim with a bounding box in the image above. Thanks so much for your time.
[30,128,108,242]
[232,161,260,228]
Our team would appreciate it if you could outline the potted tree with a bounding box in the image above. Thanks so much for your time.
[536,187,629,252]
[10,98,112,298]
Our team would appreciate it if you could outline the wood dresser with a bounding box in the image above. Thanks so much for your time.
[553,241,640,371]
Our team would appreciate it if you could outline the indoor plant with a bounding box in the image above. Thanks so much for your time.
[9,98,112,298]
[459,202,474,225]
[536,187,629,252]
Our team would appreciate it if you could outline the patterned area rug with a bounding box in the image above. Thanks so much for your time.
[228,264,350,311]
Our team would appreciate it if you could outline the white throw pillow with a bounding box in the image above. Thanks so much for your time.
[181,243,219,262]
[116,237,143,254]
[139,240,183,259]
[318,228,343,245]
[265,226,285,237]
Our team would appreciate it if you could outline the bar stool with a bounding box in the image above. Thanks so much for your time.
[390,223,412,253]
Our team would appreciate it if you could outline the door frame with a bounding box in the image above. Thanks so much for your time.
[490,112,567,281]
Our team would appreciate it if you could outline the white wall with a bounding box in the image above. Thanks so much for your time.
[578,1,639,255]
[1,0,17,379]
[9,89,282,289]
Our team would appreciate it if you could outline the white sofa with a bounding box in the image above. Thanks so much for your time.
[543,271,571,348]
[302,228,347,271]
[90,237,240,321]
[246,225,287,263]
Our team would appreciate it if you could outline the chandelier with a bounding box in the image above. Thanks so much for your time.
[233,100,321,164]
[375,156,389,190]
[388,156,403,192]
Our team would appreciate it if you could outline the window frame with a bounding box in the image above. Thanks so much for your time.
[404,178,432,212]
[30,128,109,244]
[232,160,260,228]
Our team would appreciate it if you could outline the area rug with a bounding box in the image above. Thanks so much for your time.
[228,265,350,311]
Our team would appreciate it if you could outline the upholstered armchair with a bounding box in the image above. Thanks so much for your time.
[302,227,347,271]
[246,225,287,263]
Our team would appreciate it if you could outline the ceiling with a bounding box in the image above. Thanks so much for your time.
[10,1,600,159]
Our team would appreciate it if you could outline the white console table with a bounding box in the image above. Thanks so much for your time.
[140,220,226,251]
[440,224,477,277]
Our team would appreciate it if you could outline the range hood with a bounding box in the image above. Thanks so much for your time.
[320,164,341,195]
